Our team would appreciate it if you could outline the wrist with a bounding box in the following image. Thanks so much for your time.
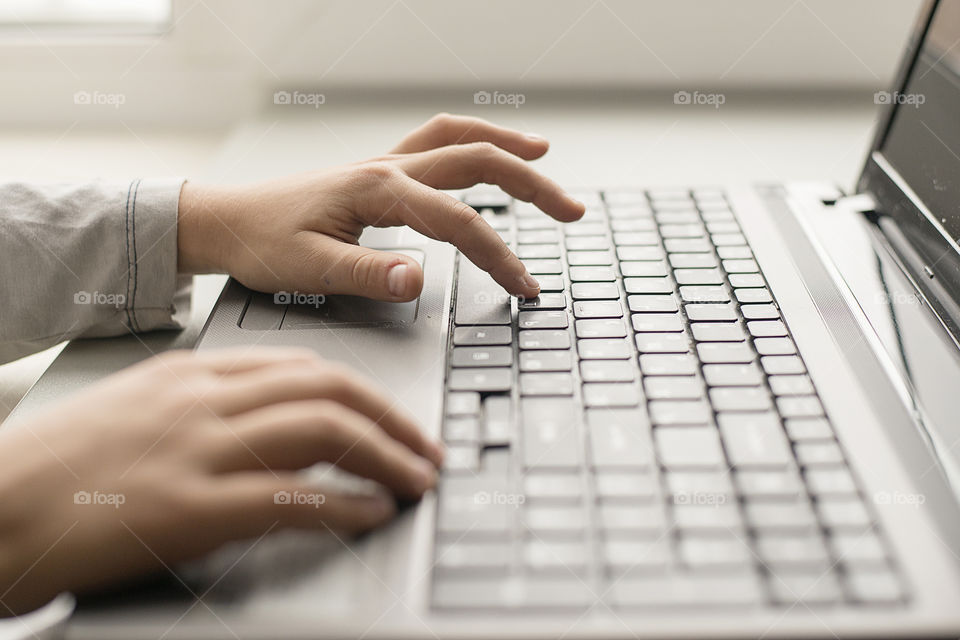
[177,181,232,274]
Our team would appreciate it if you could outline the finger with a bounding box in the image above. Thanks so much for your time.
[206,359,444,467]
[361,176,540,299]
[393,142,585,222]
[189,346,318,375]
[207,475,397,537]
[300,237,425,302]
[390,113,549,159]
[210,400,437,499]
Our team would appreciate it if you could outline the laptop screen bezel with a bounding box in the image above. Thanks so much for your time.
[856,0,960,340]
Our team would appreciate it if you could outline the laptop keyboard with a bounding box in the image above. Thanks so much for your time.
[431,188,904,611]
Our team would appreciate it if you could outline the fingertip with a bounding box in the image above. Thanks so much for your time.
[386,259,424,301]
[519,133,550,159]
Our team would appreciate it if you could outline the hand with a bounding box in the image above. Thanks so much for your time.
[0,347,441,616]
[177,113,584,301]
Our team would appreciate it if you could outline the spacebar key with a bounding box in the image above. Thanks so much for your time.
[521,398,582,469]
[455,260,511,325]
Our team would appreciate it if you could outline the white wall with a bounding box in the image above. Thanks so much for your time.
[0,0,922,127]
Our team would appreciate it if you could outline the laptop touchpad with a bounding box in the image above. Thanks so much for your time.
[239,249,424,330]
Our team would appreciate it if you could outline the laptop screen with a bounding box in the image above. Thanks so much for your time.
[879,1,960,242]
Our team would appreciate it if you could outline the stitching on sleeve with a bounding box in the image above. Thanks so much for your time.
[129,178,143,333]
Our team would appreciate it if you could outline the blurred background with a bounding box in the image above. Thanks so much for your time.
[0,0,925,412]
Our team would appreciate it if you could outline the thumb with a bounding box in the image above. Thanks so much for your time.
[315,242,424,301]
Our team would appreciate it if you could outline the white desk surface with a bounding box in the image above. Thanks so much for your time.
[0,90,881,421]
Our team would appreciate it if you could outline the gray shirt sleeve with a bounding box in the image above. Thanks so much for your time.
[0,178,192,364]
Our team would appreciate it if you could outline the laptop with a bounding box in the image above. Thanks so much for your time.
[70,1,960,637]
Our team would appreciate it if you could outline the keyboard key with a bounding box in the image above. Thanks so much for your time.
[595,471,657,500]
[573,300,623,318]
[623,277,673,294]
[769,375,814,396]
[566,235,611,251]
[610,573,762,607]
[706,221,740,234]
[444,416,480,443]
[620,261,667,277]
[665,470,734,501]
[569,266,616,282]
[520,350,572,372]
[670,253,718,269]
[674,269,723,285]
[523,505,586,536]
[524,540,589,573]
[659,223,704,239]
[702,363,763,386]
[635,333,690,354]
[761,355,806,375]
[437,475,511,535]
[718,412,792,468]
[768,571,842,606]
[685,303,736,322]
[649,400,712,426]
[525,472,582,501]
[587,408,654,469]
[432,576,594,609]
[728,273,765,288]
[567,250,613,266]
[831,532,887,566]
[603,540,671,575]
[680,535,753,569]
[712,233,746,246]
[632,313,684,332]
[644,376,703,400]
[617,246,665,261]
[794,441,844,466]
[697,342,755,364]
[519,310,568,330]
[613,231,659,246]
[446,391,480,416]
[578,338,632,359]
[581,360,636,382]
[664,238,712,253]
[640,354,698,375]
[455,261,510,325]
[518,293,567,310]
[710,387,772,412]
[785,417,833,440]
[600,503,666,533]
[735,288,772,304]
[519,330,570,350]
[718,246,752,259]
[565,222,608,236]
[846,569,903,603]
[575,318,627,338]
[754,337,797,356]
[535,275,565,292]
[628,295,678,313]
[691,322,744,342]
[453,325,512,346]
[746,500,818,533]
[817,498,872,531]
[778,396,825,418]
[435,540,512,574]
[722,259,759,273]
[611,218,656,232]
[520,372,574,396]
[804,468,857,496]
[583,383,641,407]
[680,286,730,303]
[673,503,744,531]
[741,304,780,320]
[482,396,512,447]
[736,469,804,499]
[448,368,512,392]
[517,243,560,259]
[571,282,619,300]
[655,426,725,468]
[451,346,513,368]
[522,399,581,469]
[443,444,480,473]
[518,229,559,244]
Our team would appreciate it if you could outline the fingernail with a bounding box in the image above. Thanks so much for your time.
[387,263,408,297]
[525,132,547,142]
[520,272,540,292]
[413,457,437,493]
